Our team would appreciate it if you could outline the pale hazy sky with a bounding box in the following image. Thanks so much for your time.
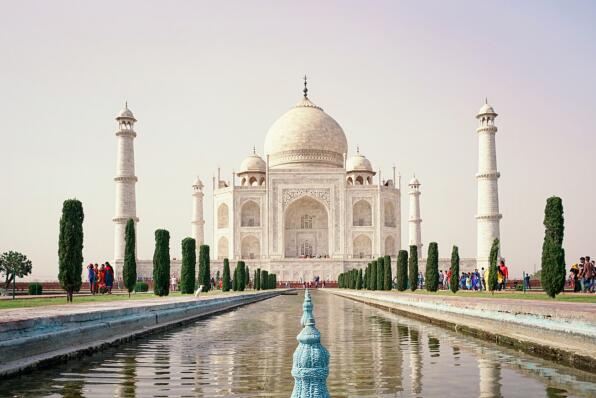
[1,1,595,280]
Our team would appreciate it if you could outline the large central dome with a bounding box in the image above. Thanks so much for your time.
[264,96,348,169]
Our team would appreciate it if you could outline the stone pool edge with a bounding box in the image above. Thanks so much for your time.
[0,290,284,379]
[326,289,596,373]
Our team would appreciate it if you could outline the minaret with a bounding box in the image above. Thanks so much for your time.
[408,176,422,257]
[113,103,139,264]
[191,176,205,247]
[476,100,502,267]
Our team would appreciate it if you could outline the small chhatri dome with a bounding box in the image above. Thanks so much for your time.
[117,101,136,120]
[193,176,204,189]
[346,147,373,173]
[477,99,497,117]
[239,149,266,174]
[264,79,348,169]
[409,175,420,186]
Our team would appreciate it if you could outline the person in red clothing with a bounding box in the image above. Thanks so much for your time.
[446,268,452,291]
[498,260,509,290]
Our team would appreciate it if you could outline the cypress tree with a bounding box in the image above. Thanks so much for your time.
[541,197,566,298]
[256,268,261,290]
[450,245,460,294]
[426,242,439,292]
[377,257,385,290]
[123,218,137,297]
[396,250,408,291]
[58,199,84,302]
[260,270,268,290]
[232,264,238,291]
[370,261,377,290]
[363,266,369,289]
[198,245,211,292]
[253,269,258,290]
[357,269,363,289]
[222,258,231,292]
[245,265,250,288]
[237,261,246,291]
[409,245,418,291]
[384,255,392,290]
[268,273,275,289]
[152,229,170,296]
[488,239,499,292]
[179,237,196,294]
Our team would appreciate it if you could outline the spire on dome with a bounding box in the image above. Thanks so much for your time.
[356,145,360,154]
[252,146,256,155]
[303,74,308,98]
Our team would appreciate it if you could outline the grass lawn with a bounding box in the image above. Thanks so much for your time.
[0,290,230,310]
[395,289,596,303]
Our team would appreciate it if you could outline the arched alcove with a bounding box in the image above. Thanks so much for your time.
[353,199,372,226]
[241,235,260,259]
[353,234,372,258]
[284,196,329,258]
[217,236,229,259]
[385,236,396,256]
[217,203,229,229]
[384,201,396,227]
[241,201,260,227]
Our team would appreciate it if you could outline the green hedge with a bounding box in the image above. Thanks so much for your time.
[28,282,43,295]
[134,282,149,292]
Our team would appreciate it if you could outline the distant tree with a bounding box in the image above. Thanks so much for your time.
[268,273,275,289]
[58,199,84,302]
[357,269,363,290]
[364,266,369,289]
[152,229,170,296]
[383,255,392,290]
[425,242,439,292]
[541,197,566,298]
[237,261,246,291]
[256,268,261,290]
[377,257,385,290]
[396,250,408,291]
[179,237,196,294]
[408,245,418,291]
[370,260,377,291]
[0,251,32,299]
[450,245,460,294]
[232,263,238,291]
[260,270,268,290]
[487,239,500,292]
[122,219,137,297]
[245,265,250,289]
[198,245,210,292]
[222,258,231,292]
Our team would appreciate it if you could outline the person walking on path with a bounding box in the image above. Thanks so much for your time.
[582,257,594,293]
[93,264,100,294]
[498,260,509,290]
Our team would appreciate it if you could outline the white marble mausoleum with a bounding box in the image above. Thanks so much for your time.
[112,82,502,282]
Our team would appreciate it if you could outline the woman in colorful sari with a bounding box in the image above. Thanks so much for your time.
[98,264,106,294]
[104,262,114,294]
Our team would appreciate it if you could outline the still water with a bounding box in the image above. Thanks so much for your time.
[2,291,595,397]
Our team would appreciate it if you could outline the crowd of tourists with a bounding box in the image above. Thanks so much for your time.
[416,260,511,291]
[86,262,114,294]
[569,256,595,293]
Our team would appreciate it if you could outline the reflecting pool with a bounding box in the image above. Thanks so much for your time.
[2,291,594,397]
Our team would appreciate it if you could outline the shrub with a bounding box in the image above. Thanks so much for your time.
[134,282,149,292]
[28,282,43,295]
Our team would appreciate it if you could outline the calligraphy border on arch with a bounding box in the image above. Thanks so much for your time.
[282,188,331,209]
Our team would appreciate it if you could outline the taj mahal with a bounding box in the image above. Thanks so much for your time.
[112,79,502,282]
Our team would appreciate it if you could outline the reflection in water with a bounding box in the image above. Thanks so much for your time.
[478,357,502,398]
[0,291,594,397]
[409,328,422,395]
